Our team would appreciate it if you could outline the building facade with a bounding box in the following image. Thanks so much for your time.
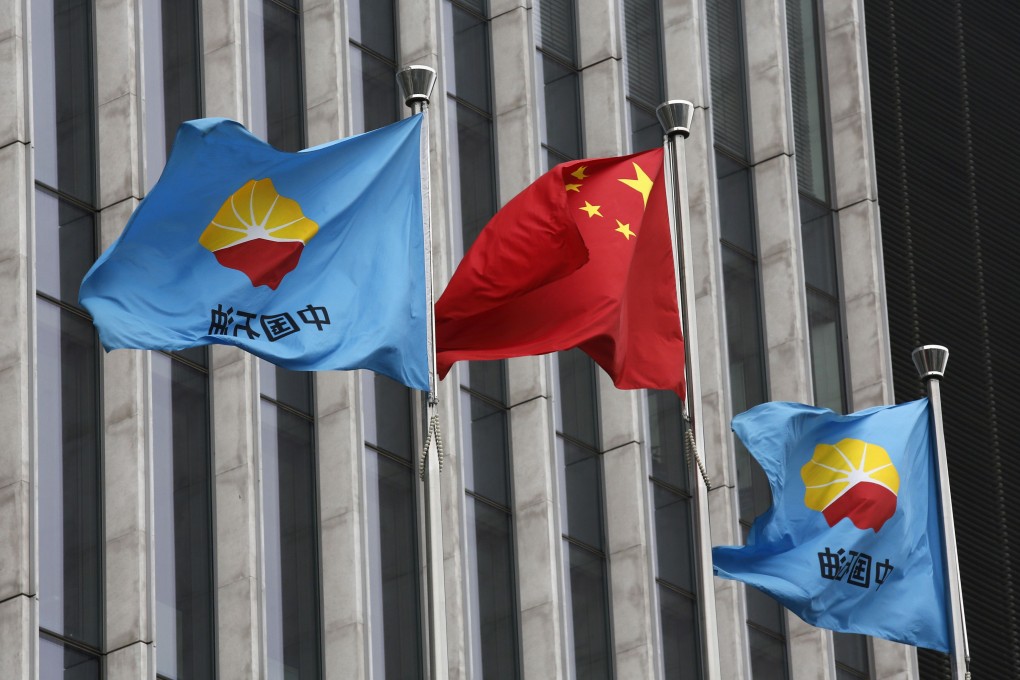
[0,0,925,678]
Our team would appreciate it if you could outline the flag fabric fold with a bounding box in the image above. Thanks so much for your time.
[713,399,950,652]
[79,115,429,391]
[436,147,686,396]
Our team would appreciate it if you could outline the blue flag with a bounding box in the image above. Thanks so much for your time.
[713,399,949,652]
[80,115,429,391]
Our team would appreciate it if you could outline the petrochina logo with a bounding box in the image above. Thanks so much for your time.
[200,178,318,290]
[801,438,900,532]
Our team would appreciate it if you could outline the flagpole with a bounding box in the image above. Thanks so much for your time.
[398,64,449,680]
[912,345,971,679]
[657,100,721,679]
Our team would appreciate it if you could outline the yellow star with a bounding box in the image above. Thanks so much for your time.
[565,183,581,192]
[619,162,653,207]
[579,201,602,218]
[570,165,589,181]
[615,219,636,240]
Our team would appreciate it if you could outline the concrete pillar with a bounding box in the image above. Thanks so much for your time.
[201,1,266,677]
[94,0,156,677]
[821,0,915,675]
[0,0,36,676]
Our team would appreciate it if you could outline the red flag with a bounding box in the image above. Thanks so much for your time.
[436,147,686,397]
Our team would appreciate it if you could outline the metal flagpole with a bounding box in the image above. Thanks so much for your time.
[912,345,971,679]
[656,100,721,679]
[398,64,449,680]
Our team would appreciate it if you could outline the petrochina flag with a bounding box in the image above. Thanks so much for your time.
[80,115,429,391]
[713,399,950,652]
[436,147,686,396]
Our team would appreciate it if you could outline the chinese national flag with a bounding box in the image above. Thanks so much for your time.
[436,147,686,397]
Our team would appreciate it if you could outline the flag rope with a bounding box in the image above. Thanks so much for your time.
[419,411,444,481]
[684,409,713,491]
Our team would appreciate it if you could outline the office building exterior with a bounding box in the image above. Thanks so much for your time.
[0,0,958,677]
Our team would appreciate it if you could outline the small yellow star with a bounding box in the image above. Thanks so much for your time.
[570,165,589,181]
[579,201,602,218]
[615,219,636,240]
[565,183,582,192]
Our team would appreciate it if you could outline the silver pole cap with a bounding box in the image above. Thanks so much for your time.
[656,100,695,138]
[912,345,949,380]
[397,65,437,107]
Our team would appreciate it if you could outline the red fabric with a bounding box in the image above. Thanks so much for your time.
[436,147,686,397]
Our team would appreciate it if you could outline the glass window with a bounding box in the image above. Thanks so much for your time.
[623,0,665,151]
[153,351,215,680]
[364,373,423,678]
[786,0,828,202]
[349,0,400,133]
[556,350,611,680]
[40,633,101,679]
[833,633,870,679]
[263,0,306,151]
[539,0,581,167]
[707,0,750,158]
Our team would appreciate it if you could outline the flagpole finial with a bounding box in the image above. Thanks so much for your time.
[397,65,437,109]
[656,100,695,138]
[912,344,949,380]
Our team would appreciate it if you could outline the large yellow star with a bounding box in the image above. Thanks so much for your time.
[579,201,602,218]
[615,219,636,240]
[619,162,653,207]
[571,165,589,180]
[565,183,582,192]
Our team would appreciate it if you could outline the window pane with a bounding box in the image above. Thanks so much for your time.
[746,587,785,633]
[538,0,576,63]
[465,361,506,403]
[364,373,413,459]
[454,103,496,247]
[263,0,305,152]
[565,543,611,680]
[561,440,604,550]
[748,627,789,680]
[717,160,756,255]
[707,0,749,158]
[359,50,400,133]
[466,500,519,680]
[800,203,838,295]
[35,189,95,306]
[32,0,96,203]
[722,248,766,414]
[39,634,101,680]
[260,361,313,414]
[557,349,598,447]
[653,486,694,591]
[542,57,582,161]
[659,585,700,680]
[833,632,869,677]
[787,0,828,201]
[262,404,322,679]
[461,391,510,505]
[350,0,395,58]
[648,389,688,491]
[807,290,845,413]
[366,451,423,679]
[160,0,202,152]
[630,103,661,153]
[451,6,491,111]
[37,301,101,648]
[153,353,215,679]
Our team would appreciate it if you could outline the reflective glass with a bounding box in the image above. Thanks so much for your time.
[159,0,202,155]
[561,440,604,550]
[722,248,766,414]
[787,0,828,201]
[465,361,506,403]
[31,0,96,203]
[648,389,688,491]
[623,0,663,107]
[34,189,95,306]
[659,585,700,680]
[37,301,101,648]
[260,361,313,414]
[263,0,305,152]
[466,500,519,680]
[717,158,756,254]
[353,49,400,134]
[565,544,611,680]
[800,203,838,294]
[557,349,598,447]
[542,57,582,161]
[630,103,661,153]
[363,373,413,459]
[153,353,215,679]
[833,632,869,677]
[461,391,510,505]
[749,627,789,680]
[142,0,166,191]
[451,6,491,111]
[807,290,845,413]
[366,451,423,679]
[746,587,785,633]
[707,0,750,158]
[454,103,496,246]
[262,403,322,679]
[538,0,576,62]
[350,0,396,57]
[40,634,101,679]
[653,486,694,591]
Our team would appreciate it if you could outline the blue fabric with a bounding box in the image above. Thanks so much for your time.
[80,115,428,391]
[713,399,950,652]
